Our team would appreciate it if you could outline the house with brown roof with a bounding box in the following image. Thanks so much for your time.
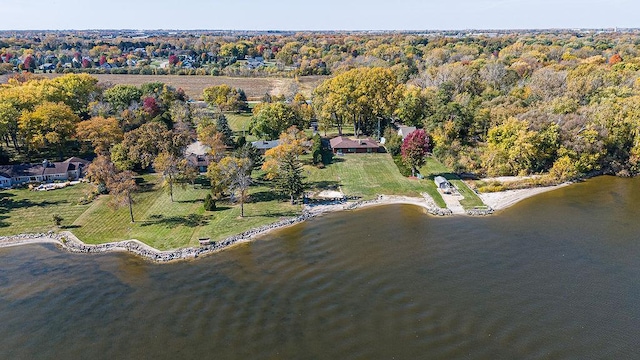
[329,136,383,154]
[185,153,211,173]
[0,157,90,188]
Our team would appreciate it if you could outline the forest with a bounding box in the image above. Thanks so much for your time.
[2,30,640,186]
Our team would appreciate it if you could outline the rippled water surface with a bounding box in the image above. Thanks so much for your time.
[1,176,639,359]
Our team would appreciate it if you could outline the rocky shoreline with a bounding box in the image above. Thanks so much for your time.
[1,186,568,262]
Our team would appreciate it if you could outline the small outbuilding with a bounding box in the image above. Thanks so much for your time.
[434,176,452,194]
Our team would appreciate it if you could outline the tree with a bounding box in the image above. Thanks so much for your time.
[86,154,117,192]
[313,67,401,137]
[153,151,190,202]
[249,102,302,140]
[103,84,142,110]
[52,214,63,228]
[274,151,305,204]
[401,129,431,177]
[262,126,306,203]
[76,116,123,155]
[107,170,138,223]
[218,156,252,217]
[202,84,248,112]
[44,74,100,117]
[215,113,234,146]
[19,101,80,158]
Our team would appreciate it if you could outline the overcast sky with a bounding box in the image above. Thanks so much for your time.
[0,0,636,30]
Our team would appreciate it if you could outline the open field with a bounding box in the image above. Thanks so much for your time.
[418,157,485,210]
[305,153,440,202]
[39,74,327,101]
[0,183,94,235]
[1,175,300,250]
[1,153,484,250]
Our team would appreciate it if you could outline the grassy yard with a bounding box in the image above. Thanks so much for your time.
[0,183,94,235]
[418,158,485,210]
[304,153,443,203]
[2,175,300,250]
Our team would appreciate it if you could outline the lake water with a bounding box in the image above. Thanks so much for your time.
[0,176,639,359]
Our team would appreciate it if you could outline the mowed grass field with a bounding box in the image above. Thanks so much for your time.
[1,175,300,250]
[419,157,485,209]
[40,74,326,101]
[0,183,94,235]
[305,153,440,201]
[1,154,483,250]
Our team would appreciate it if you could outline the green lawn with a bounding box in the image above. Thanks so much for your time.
[0,183,94,235]
[0,154,485,250]
[305,153,443,203]
[2,175,300,250]
[418,158,485,210]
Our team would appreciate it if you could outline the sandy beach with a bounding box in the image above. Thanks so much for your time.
[478,183,569,210]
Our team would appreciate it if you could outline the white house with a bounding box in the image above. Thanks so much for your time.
[398,126,417,140]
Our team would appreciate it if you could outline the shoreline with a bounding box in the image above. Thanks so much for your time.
[0,183,568,263]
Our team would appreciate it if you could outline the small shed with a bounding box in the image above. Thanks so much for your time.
[434,176,452,193]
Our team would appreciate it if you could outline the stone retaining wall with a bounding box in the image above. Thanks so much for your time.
[0,195,492,263]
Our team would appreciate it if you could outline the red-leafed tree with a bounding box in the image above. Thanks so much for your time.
[143,96,160,118]
[401,129,431,177]
[168,54,179,65]
[609,54,623,65]
[23,55,35,71]
[99,55,107,65]
[81,58,92,68]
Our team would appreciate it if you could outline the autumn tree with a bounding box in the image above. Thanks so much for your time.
[202,84,249,112]
[313,67,401,137]
[19,101,80,158]
[76,116,123,155]
[208,156,252,217]
[86,154,117,188]
[103,84,142,110]
[262,126,306,203]
[401,129,431,177]
[44,74,100,117]
[107,170,138,223]
[153,151,193,202]
[249,102,303,140]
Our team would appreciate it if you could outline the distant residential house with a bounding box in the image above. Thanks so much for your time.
[251,140,280,154]
[0,175,10,188]
[329,136,382,154]
[0,157,90,188]
[186,154,211,173]
[38,63,56,71]
[398,126,417,140]
[246,56,265,69]
[184,141,212,173]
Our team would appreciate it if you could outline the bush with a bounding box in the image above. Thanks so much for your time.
[52,214,63,227]
[392,155,412,177]
[204,193,216,211]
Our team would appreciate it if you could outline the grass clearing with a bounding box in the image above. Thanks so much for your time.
[305,153,436,201]
[0,184,94,235]
[419,157,485,210]
[3,174,299,250]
